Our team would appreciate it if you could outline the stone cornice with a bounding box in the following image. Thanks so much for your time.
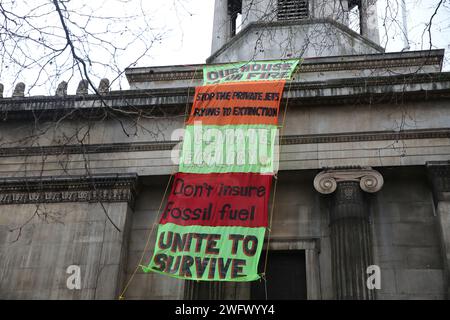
[298,54,442,74]
[0,173,138,205]
[1,72,450,121]
[1,128,449,158]
[126,68,203,83]
[281,128,450,145]
[125,50,444,84]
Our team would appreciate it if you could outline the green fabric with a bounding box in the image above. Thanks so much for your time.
[203,58,301,84]
[179,124,278,174]
[143,223,266,281]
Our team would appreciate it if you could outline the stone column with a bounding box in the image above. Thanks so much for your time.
[314,167,383,300]
[211,0,232,54]
[360,0,380,45]
[184,281,224,300]
[427,161,450,299]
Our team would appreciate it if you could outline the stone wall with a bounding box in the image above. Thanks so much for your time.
[372,167,445,299]
[122,175,185,299]
[1,100,450,179]
[0,202,131,299]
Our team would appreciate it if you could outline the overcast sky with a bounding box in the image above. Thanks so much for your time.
[141,0,450,65]
[1,0,449,96]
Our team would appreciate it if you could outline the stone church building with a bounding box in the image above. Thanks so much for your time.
[1,0,450,300]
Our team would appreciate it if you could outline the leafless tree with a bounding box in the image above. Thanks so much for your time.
[0,0,448,238]
[0,0,178,235]
[0,0,167,95]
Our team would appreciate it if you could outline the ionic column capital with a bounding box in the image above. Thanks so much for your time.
[313,167,384,194]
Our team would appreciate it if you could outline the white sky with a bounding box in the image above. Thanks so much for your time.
[1,0,449,96]
[139,0,450,66]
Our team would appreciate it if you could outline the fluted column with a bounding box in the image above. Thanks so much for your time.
[314,167,383,300]
[184,281,224,300]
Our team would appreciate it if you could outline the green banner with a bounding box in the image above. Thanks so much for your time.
[143,223,266,281]
[179,124,278,174]
[203,59,301,85]
[142,60,301,283]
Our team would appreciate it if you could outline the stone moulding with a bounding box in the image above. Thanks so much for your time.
[0,173,138,205]
[125,52,443,83]
[1,72,450,121]
[0,140,177,158]
[0,128,448,158]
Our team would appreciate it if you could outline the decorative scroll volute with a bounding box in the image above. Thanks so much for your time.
[314,167,384,194]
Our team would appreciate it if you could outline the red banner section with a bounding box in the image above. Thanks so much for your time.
[160,172,272,227]
[186,81,285,126]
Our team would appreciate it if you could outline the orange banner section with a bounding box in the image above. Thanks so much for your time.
[186,81,285,126]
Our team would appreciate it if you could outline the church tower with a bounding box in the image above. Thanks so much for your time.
[209,0,382,63]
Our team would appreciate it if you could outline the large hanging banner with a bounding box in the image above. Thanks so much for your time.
[143,58,300,281]
[186,81,285,126]
[159,172,272,227]
[179,124,278,174]
[142,223,266,281]
[203,59,300,85]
